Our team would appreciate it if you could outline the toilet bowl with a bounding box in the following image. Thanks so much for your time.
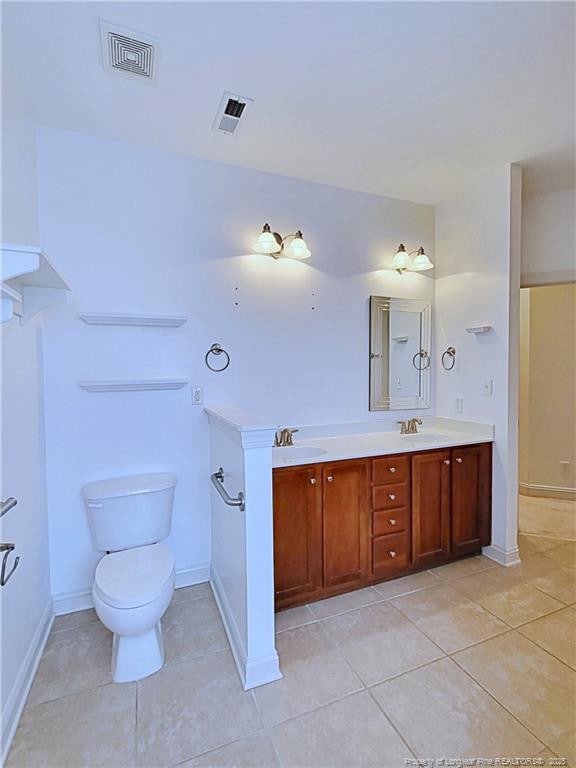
[93,542,175,683]
[83,472,177,683]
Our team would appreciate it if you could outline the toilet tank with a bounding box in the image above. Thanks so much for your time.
[83,473,176,552]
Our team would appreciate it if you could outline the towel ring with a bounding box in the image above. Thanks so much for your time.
[205,343,230,373]
[412,350,431,371]
[442,346,456,371]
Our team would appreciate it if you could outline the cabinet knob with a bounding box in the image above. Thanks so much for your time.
[388,467,396,473]
[327,475,334,482]
[456,457,463,464]
[309,478,317,485]
[389,519,397,526]
[388,493,396,501]
[389,550,397,558]
[444,459,450,465]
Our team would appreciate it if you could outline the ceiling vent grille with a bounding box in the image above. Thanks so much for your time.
[213,91,253,135]
[99,21,158,82]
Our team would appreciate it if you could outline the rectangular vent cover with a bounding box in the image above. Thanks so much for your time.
[100,21,158,82]
[213,92,253,135]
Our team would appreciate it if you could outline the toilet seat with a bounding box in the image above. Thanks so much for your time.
[94,542,175,609]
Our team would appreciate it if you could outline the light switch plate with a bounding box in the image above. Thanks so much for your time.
[191,386,203,404]
[455,397,463,414]
[481,379,493,396]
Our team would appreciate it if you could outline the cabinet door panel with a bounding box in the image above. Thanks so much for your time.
[451,444,492,555]
[412,450,451,566]
[323,460,370,588]
[273,465,322,605]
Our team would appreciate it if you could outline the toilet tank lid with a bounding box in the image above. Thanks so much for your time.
[82,472,177,501]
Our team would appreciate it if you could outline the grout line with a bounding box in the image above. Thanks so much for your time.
[366,687,419,760]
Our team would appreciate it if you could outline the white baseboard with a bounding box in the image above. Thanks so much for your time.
[210,566,281,691]
[52,563,210,615]
[483,544,521,567]
[519,482,576,501]
[1,600,54,764]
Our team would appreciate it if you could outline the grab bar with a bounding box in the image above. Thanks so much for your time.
[210,467,245,512]
[1,497,17,518]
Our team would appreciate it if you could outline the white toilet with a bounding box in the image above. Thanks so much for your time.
[82,472,177,683]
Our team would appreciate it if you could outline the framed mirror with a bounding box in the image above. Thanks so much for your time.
[369,296,431,410]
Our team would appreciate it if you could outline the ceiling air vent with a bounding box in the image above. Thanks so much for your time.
[99,21,158,82]
[213,91,254,135]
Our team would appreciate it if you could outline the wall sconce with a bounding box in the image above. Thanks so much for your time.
[392,243,434,273]
[252,223,311,260]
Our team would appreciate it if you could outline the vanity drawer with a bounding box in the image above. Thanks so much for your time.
[373,532,410,573]
[373,507,409,536]
[372,483,409,511]
[373,456,409,485]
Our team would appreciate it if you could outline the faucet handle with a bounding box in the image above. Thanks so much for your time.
[286,428,299,446]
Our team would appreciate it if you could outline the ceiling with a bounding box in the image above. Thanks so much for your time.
[3,1,575,204]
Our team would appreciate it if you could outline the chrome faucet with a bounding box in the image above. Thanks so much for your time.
[398,417,422,435]
[274,428,299,447]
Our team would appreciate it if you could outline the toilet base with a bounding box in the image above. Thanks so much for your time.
[111,621,164,683]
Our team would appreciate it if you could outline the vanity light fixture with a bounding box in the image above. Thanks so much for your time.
[392,244,434,273]
[252,223,311,260]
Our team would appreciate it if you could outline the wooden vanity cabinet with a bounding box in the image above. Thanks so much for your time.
[273,443,492,610]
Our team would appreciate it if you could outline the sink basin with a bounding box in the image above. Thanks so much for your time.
[273,445,327,460]
[402,433,446,443]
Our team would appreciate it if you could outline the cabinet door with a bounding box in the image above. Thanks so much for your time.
[323,460,370,588]
[412,450,451,566]
[273,465,322,606]
[451,444,492,555]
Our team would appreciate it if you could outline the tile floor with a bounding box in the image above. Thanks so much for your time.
[8,546,576,767]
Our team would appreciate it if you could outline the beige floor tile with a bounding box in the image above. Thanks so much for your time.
[7,683,136,768]
[547,731,576,767]
[308,586,382,619]
[181,733,279,767]
[544,542,576,569]
[51,608,98,634]
[275,604,316,633]
[517,608,576,670]
[453,632,576,744]
[451,567,564,627]
[323,601,443,686]
[519,496,576,540]
[518,534,568,558]
[163,595,229,665]
[137,650,262,767]
[372,570,439,600]
[516,556,576,605]
[253,621,362,726]
[171,582,213,605]
[271,691,413,768]
[391,584,508,653]
[428,555,497,582]
[371,657,543,759]
[26,621,113,707]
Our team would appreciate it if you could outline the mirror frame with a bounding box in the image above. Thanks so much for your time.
[369,295,432,411]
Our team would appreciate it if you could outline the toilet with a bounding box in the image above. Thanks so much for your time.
[82,472,177,683]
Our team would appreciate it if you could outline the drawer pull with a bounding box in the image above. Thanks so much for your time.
[389,519,397,526]
[389,550,397,558]
[444,459,450,465]
[456,457,463,464]
[310,478,317,485]
[388,467,396,474]
[327,475,334,482]
[388,493,396,501]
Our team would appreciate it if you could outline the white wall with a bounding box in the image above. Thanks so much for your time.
[1,117,40,246]
[36,128,435,608]
[521,188,576,286]
[435,165,522,564]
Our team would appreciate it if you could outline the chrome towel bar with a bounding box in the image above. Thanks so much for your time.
[210,467,245,512]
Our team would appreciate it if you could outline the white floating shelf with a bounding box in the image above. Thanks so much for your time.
[79,313,188,327]
[79,379,189,393]
[465,325,493,335]
[1,243,70,324]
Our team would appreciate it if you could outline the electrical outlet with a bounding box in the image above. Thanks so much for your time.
[191,386,203,405]
[560,460,570,475]
[455,397,463,414]
[481,378,493,396]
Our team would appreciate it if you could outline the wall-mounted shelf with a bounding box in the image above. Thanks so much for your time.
[79,313,188,327]
[392,336,409,343]
[79,379,189,393]
[1,244,69,324]
[465,325,493,335]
